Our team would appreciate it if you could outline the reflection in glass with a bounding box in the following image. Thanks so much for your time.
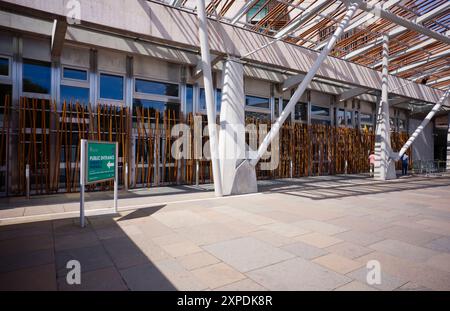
[294,102,307,121]
[133,98,180,120]
[135,79,179,97]
[246,96,270,109]
[185,84,194,115]
[360,113,373,124]
[245,111,271,122]
[23,59,51,94]
[336,109,345,126]
[63,67,88,81]
[100,73,123,100]
[199,88,221,112]
[311,105,330,117]
[0,58,9,76]
[60,85,89,105]
[311,119,331,125]
[346,110,353,127]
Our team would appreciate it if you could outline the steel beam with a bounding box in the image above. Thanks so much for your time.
[191,54,223,81]
[196,0,223,196]
[398,88,450,158]
[390,50,450,76]
[282,73,306,92]
[314,0,401,51]
[231,0,260,24]
[338,87,369,102]
[344,1,450,60]
[51,19,67,59]
[275,0,330,39]
[250,1,360,167]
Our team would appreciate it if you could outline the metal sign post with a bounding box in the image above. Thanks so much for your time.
[80,140,119,228]
[80,139,86,228]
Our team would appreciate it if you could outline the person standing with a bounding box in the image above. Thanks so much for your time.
[369,152,375,177]
[401,153,409,176]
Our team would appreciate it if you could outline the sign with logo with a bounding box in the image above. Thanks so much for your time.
[86,141,117,184]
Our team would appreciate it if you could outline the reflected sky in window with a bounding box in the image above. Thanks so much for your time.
[61,85,89,105]
[23,59,51,94]
[100,73,123,100]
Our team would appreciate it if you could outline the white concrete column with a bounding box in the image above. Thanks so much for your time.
[374,34,396,180]
[219,58,257,195]
[196,0,223,196]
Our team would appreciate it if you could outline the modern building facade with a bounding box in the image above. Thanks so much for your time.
[0,0,448,196]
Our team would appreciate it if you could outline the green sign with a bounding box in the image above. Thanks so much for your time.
[86,141,117,184]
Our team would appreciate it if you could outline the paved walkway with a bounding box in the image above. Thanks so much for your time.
[1,174,450,290]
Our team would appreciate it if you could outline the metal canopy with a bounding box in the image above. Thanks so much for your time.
[158,0,450,91]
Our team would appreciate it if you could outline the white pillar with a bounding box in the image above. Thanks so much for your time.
[219,58,257,195]
[250,1,360,167]
[374,34,396,180]
[196,0,223,196]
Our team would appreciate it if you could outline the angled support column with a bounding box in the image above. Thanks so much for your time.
[398,88,450,159]
[196,0,223,196]
[250,1,360,167]
[219,58,257,195]
[374,34,396,180]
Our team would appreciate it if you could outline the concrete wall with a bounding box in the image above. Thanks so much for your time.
[409,118,434,161]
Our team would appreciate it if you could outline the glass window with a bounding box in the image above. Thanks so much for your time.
[63,67,88,81]
[216,89,222,113]
[354,111,359,127]
[199,88,206,110]
[274,100,279,118]
[23,59,51,94]
[135,79,179,97]
[311,119,331,125]
[0,57,9,76]
[247,0,268,22]
[398,119,406,131]
[246,96,270,109]
[100,73,123,100]
[185,84,194,115]
[311,105,330,117]
[389,117,396,131]
[336,109,345,126]
[133,99,180,120]
[245,111,271,122]
[346,111,353,127]
[60,85,89,104]
[360,113,373,124]
[294,102,307,121]
[199,88,221,112]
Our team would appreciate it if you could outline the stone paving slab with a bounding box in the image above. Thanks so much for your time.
[346,267,408,291]
[203,237,295,273]
[369,239,439,263]
[1,174,450,290]
[247,258,352,291]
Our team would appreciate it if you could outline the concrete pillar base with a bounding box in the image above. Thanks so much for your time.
[228,160,258,195]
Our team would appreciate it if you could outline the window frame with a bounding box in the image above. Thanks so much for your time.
[21,58,52,99]
[61,65,89,88]
[0,55,12,82]
[98,71,126,103]
[245,94,271,114]
[197,86,222,115]
[310,104,331,121]
[133,76,180,101]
